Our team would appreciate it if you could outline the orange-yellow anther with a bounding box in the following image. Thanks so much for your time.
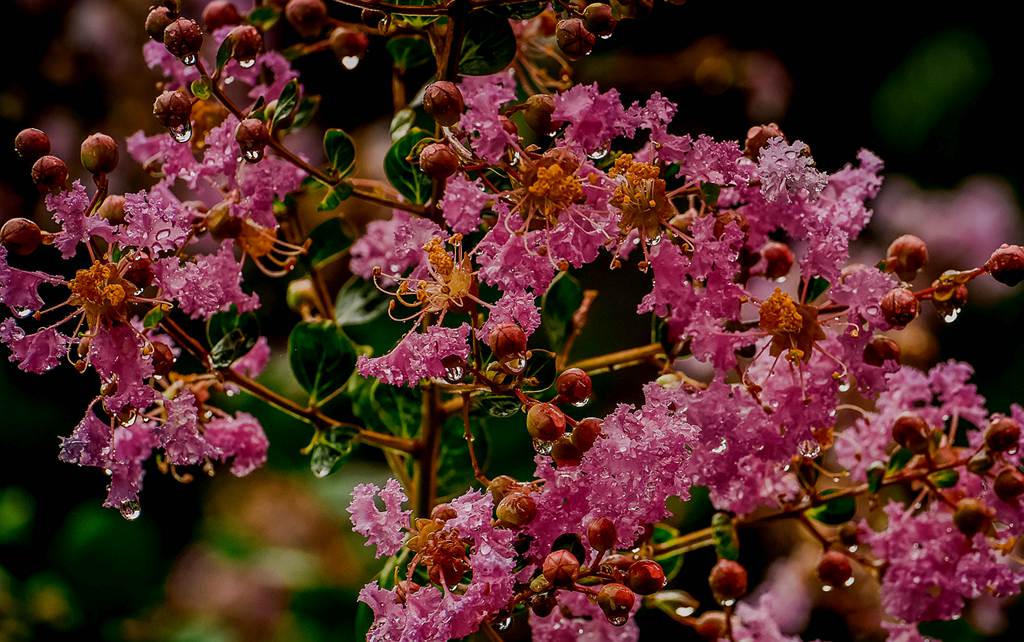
[759,288,803,336]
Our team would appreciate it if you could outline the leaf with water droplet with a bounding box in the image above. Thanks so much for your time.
[334,276,389,327]
[207,306,260,368]
[384,128,432,204]
[805,490,856,525]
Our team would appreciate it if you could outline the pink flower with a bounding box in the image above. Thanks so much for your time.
[203,411,269,476]
[357,325,471,387]
[0,246,59,313]
[160,390,212,467]
[117,186,194,253]
[154,241,259,319]
[0,319,69,374]
[348,478,412,558]
[732,594,801,642]
[46,181,114,258]
[530,591,638,642]
[756,138,828,203]
[440,175,491,233]
[553,83,636,155]
[478,289,540,343]
[349,212,442,280]
[458,73,517,164]
[232,336,271,378]
[88,324,159,414]
[59,406,111,468]
[105,421,161,508]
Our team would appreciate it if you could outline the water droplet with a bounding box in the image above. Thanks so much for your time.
[120,500,141,521]
[443,364,465,383]
[341,55,360,70]
[599,33,613,40]
[649,234,663,246]
[242,148,264,163]
[182,53,197,66]
[719,598,736,607]
[532,438,553,455]
[224,75,235,85]
[238,57,256,69]
[310,444,341,478]
[496,616,511,631]
[712,437,728,454]
[821,583,834,592]
[844,576,855,587]
[943,309,960,323]
[674,606,695,617]
[502,353,527,374]
[797,439,821,459]
[838,380,851,393]
[588,146,609,160]
[847,544,859,553]
[13,307,33,319]
[609,615,628,627]
[169,122,193,143]
[571,396,590,408]
[225,387,238,397]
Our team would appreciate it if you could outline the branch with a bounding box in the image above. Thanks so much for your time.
[566,342,665,375]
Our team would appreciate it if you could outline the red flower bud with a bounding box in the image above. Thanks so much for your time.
[30,155,68,192]
[530,593,557,617]
[542,549,580,585]
[418,143,460,179]
[627,560,666,595]
[286,0,328,38]
[523,94,557,136]
[695,611,727,641]
[202,1,242,30]
[816,551,853,588]
[880,287,918,327]
[151,341,176,377]
[14,128,50,161]
[556,367,592,405]
[423,81,465,128]
[886,234,929,280]
[153,89,193,129]
[587,516,617,551]
[744,123,786,158]
[572,417,602,451]
[760,241,794,279]
[145,6,175,42]
[235,118,270,163]
[597,583,635,625]
[0,218,42,256]
[430,503,457,521]
[994,468,1024,503]
[489,323,527,361]
[80,133,119,175]
[708,559,747,604]
[487,474,519,502]
[163,18,203,62]
[582,3,616,37]
[329,27,369,60]
[863,335,901,367]
[123,257,155,289]
[555,18,596,60]
[985,244,1024,287]
[227,25,263,64]
[891,412,929,454]
[550,436,583,467]
[97,195,126,225]
[496,492,536,527]
[953,498,993,536]
[526,403,567,442]
[985,416,1021,453]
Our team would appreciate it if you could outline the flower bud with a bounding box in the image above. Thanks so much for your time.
[489,323,527,361]
[880,287,918,327]
[496,492,536,527]
[202,1,242,30]
[235,118,270,163]
[985,244,1024,287]
[994,468,1024,502]
[145,6,175,42]
[286,278,318,312]
[586,517,617,552]
[555,18,596,60]
[966,449,995,475]
[423,81,465,127]
[602,554,636,572]
[97,194,127,225]
[80,133,119,175]
[14,128,50,161]
[596,583,635,625]
[285,0,328,37]
[487,474,519,502]
[227,25,263,63]
[744,123,785,158]
[329,27,369,59]
[572,417,602,451]
[695,611,727,641]
[418,143,459,179]
[838,522,859,549]
[360,8,387,27]
[542,549,580,585]
[582,3,616,37]
[430,503,457,521]
[151,341,176,377]
[627,560,666,595]
[886,234,929,280]
[550,436,583,467]
[123,257,155,289]
[153,89,192,129]
[530,593,557,617]
[31,155,68,192]
[816,551,853,588]
[985,416,1020,453]
[163,18,203,62]
[0,218,42,255]
[529,574,552,594]
[526,403,566,442]
[891,412,929,454]
[556,368,592,405]
[953,498,993,536]
[760,241,794,279]
[862,335,901,367]
[708,559,747,604]
[523,94,557,136]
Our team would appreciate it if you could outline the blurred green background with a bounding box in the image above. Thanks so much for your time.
[3,1,1024,641]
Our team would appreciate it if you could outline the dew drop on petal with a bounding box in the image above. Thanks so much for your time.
[532,438,553,455]
[238,58,256,69]
[169,122,193,143]
[120,500,141,521]
[182,53,197,66]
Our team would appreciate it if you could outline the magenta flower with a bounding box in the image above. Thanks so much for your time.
[357,324,471,387]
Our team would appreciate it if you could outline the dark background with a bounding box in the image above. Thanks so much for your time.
[2,1,1023,640]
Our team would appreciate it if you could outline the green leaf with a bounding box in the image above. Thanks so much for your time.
[190,77,212,100]
[386,37,434,72]
[384,128,433,204]
[348,374,421,437]
[867,461,886,493]
[887,447,914,474]
[550,533,586,562]
[248,5,281,30]
[335,277,389,327]
[289,321,357,403]
[142,306,165,330]
[390,109,418,142]
[307,218,353,266]
[541,272,583,350]
[206,307,260,369]
[651,524,684,582]
[479,393,521,418]
[929,468,960,488]
[271,79,300,132]
[290,95,321,131]
[436,415,488,498]
[323,128,357,178]
[700,183,722,208]
[805,490,856,525]
[459,11,517,76]
[215,37,233,71]
[711,512,739,560]
[394,0,442,28]
[318,183,355,212]
[803,276,830,303]
[489,0,547,19]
